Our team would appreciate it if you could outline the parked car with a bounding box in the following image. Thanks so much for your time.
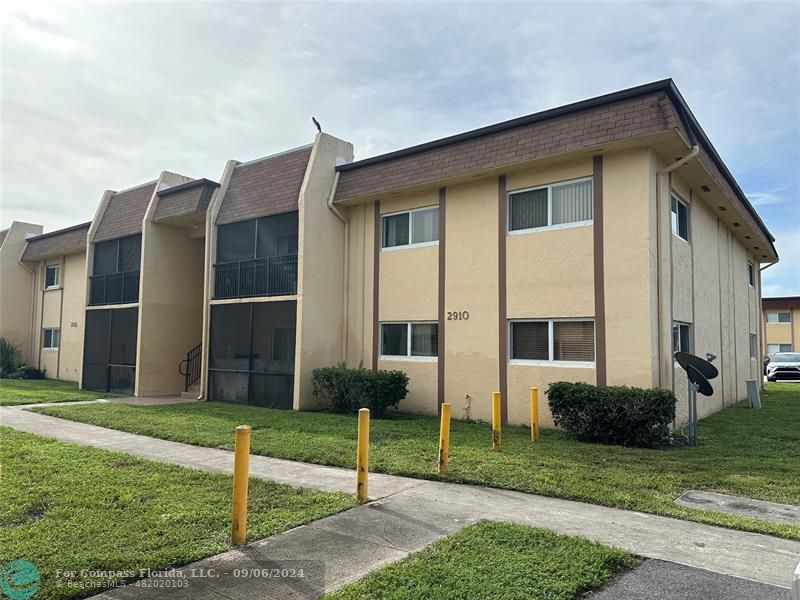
[765,352,800,382]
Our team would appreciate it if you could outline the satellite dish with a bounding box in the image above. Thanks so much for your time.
[674,351,718,446]
[687,365,713,396]
[675,352,718,380]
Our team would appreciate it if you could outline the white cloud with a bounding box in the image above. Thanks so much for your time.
[1,1,798,290]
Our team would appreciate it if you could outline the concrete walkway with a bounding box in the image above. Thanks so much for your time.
[2,406,799,596]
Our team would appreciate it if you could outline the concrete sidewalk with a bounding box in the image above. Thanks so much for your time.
[2,406,799,596]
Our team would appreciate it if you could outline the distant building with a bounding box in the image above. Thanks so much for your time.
[762,296,799,354]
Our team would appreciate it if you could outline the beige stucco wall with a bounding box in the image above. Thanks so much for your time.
[505,158,595,426]
[603,148,659,389]
[442,177,499,423]
[58,253,86,381]
[765,322,793,345]
[136,221,205,396]
[31,252,86,381]
[669,170,761,425]
[374,189,440,415]
[0,222,42,363]
[294,133,354,409]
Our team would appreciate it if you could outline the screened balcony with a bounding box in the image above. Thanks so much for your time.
[213,212,298,299]
[89,234,141,306]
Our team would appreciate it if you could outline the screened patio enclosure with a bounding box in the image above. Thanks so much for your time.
[208,301,296,408]
[82,307,138,395]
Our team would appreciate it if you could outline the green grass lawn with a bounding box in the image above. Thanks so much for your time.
[36,383,800,540]
[323,521,636,600]
[0,427,355,600]
[0,379,110,406]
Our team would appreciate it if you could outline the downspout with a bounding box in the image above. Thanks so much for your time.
[656,144,699,388]
[327,171,349,363]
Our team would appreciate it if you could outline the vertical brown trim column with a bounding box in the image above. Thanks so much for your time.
[497,176,508,424]
[371,200,381,370]
[593,156,607,386]
[56,255,66,378]
[437,187,446,413]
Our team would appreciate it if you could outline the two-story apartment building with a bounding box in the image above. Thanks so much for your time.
[762,296,799,355]
[2,79,777,428]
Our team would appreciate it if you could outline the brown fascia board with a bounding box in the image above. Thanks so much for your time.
[158,178,220,197]
[336,78,775,254]
[21,221,91,261]
[762,296,800,310]
[25,221,91,243]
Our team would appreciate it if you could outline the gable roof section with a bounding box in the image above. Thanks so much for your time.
[21,222,90,261]
[334,79,774,254]
[216,145,312,225]
[154,178,219,222]
[0,229,7,250]
[93,181,157,242]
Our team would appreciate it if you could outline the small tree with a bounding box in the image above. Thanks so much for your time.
[0,337,21,377]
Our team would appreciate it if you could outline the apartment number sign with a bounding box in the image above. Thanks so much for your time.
[447,310,469,321]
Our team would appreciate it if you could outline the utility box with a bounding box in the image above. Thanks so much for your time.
[746,379,762,410]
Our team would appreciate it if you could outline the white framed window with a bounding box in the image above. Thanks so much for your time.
[509,319,595,365]
[747,262,754,287]
[767,343,792,353]
[672,322,691,354]
[749,334,757,359]
[45,264,60,289]
[508,177,593,233]
[43,328,60,349]
[766,311,791,323]
[380,322,438,358]
[671,194,689,242]
[382,206,439,249]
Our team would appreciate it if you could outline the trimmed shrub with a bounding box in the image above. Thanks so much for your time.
[0,337,21,377]
[6,365,46,380]
[547,381,676,448]
[311,364,409,418]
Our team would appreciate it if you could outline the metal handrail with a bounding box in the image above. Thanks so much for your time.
[213,254,297,299]
[180,343,202,392]
[88,270,140,306]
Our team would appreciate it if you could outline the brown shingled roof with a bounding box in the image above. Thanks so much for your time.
[216,146,312,225]
[22,222,90,261]
[93,181,157,242]
[154,179,219,222]
[335,91,675,201]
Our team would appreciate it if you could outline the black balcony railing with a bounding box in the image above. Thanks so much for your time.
[89,271,140,306]
[214,255,297,299]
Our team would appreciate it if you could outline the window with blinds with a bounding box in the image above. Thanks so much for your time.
[553,321,595,361]
[380,322,438,357]
[510,319,595,363]
[382,206,439,248]
[509,178,593,232]
[511,321,549,360]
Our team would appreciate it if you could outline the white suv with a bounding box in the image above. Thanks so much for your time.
[766,352,800,382]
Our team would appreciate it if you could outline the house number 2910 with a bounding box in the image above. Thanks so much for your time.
[447,311,469,321]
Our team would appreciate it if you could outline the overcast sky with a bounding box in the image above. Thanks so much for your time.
[1,1,798,294]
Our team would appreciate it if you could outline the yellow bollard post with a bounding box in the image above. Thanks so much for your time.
[438,403,452,473]
[231,425,251,545]
[356,408,370,503]
[491,391,502,452]
[530,386,539,443]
